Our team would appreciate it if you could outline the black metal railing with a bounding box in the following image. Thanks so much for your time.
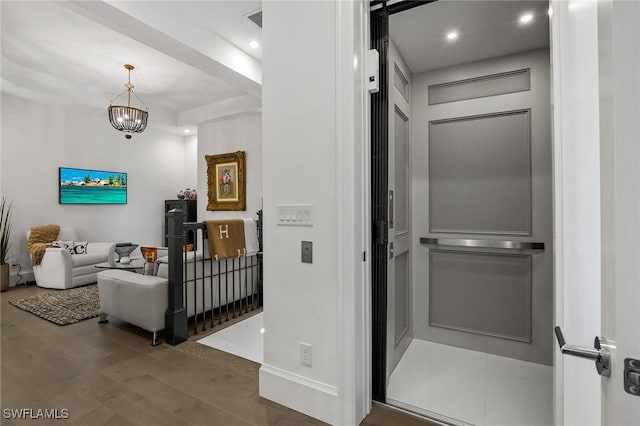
[165,210,263,345]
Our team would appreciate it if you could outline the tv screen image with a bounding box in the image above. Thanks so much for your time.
[59,167,127,204]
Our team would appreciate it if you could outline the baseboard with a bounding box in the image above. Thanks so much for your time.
[259,363,339,425]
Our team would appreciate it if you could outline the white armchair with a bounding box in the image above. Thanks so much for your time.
[28,227,116,289]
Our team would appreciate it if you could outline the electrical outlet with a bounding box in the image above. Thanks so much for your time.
[300,342,312,366]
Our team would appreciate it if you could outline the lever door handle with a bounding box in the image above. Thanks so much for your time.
[554,326,611,377]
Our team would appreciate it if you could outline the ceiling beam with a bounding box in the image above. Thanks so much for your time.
[61,0,262,98]
[177,95,261,126]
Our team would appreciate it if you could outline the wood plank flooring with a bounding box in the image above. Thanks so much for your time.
[1,285,433,426]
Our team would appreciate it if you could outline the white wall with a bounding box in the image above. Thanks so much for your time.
[196,113,262,221]
[1,94,189,272]
[184,134,198,191]
[260,1,340,423]
[259,2,368,424]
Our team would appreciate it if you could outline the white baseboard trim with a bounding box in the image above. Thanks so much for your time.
[259,363,339,425]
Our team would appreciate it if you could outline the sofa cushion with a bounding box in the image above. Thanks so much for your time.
[71,254,106,267]
[72,264,101,278]
[50,240,74,254]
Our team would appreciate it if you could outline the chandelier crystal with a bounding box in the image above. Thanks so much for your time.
[108,64,148,139]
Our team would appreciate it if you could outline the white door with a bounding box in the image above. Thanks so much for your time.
[552,0,640,424]
[386,40,412,380]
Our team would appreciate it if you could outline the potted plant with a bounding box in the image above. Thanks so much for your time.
[1,197,12,292]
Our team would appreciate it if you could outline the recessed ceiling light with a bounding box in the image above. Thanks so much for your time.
[519,12,534,24]
[249,40,260,49]
[446,31,459,41]
[184,129,191,134]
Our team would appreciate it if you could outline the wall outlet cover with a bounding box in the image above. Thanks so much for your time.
[300,342,312,366]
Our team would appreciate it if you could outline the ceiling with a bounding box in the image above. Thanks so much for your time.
[390,0,550,74]
[1,0,263,136]
[2,1,550,136]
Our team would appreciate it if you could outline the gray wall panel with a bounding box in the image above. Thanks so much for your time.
[411,48,553,366]
[428,69,530,105]
[429,250,532,342]
[394,107,409,233]
[394,64,409,101]
[394,252,410,346]
[429,110,532,235]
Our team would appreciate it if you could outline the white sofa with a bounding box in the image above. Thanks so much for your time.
[28,227,116,289]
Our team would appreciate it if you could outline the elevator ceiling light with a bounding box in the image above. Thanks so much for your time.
[446,31,459,41]
[249,40,260,49]
[108,64,149,139]
[519,12,534,24]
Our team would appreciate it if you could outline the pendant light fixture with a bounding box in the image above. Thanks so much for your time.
[108,64,149,139]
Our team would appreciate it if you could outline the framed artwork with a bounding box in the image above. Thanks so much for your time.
[59,167,127,204]
[206,151,246,211]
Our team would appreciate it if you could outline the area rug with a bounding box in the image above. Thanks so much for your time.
[9,285,99,325]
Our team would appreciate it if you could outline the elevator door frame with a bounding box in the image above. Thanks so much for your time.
[369,0,435,403]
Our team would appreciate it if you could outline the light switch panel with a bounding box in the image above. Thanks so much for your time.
[277,204,313,226]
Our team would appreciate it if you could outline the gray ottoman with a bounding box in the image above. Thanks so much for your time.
[97,269,168,346]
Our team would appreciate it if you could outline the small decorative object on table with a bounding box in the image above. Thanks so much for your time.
[177,188,197,200]
[114,243,138,264]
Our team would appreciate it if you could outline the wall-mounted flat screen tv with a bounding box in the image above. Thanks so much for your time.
[59,167,127,204]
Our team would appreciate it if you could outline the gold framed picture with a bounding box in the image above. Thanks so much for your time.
[205,151,246,211]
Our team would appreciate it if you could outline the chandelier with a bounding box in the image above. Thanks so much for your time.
[108,64,148,139]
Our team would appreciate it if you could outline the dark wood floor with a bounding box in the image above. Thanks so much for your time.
[1,285,433,426]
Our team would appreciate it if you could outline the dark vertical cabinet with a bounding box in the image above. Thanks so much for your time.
[164,199,197,246]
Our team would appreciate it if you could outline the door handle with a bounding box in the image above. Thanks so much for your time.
[554,326,611,377]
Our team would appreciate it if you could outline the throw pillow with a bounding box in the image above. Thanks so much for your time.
[73,241,88,255]
[50,240,75,254]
